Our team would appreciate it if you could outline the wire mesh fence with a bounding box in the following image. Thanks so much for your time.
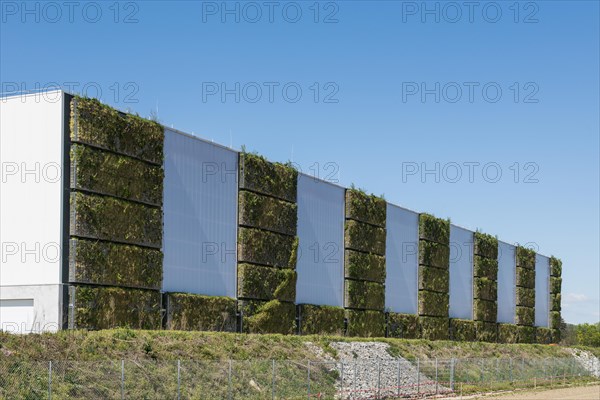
[0,357,597,399]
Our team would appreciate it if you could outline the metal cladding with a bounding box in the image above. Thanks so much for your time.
[449,225,474,320]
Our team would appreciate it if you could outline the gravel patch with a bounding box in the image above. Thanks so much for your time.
[566,348,600,378]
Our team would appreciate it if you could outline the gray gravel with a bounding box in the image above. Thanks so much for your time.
[566,348,600,378]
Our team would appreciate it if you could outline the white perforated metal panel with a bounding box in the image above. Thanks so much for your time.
[535,254,550,327]
[295,174,345,307]
[449,225,474,319]
[497,241,517,323]
[385,204,419,314]
[162,129,238,297]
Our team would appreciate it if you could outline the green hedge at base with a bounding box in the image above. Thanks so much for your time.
[420,316,449,340]
[473,299,497,322]
[550,311,561,329]
[71,144,163,206]
[552,329,561,343]
[240,300,296,335]
[550,277,562,294]
[387,313,420,339]
[69,239,162,289]
[345,280,385,311]
[299,304,345,336]
[450,319,476,341]
[474,278,497,302]
[419,241,450,269]
[344,220,386,256]
[345,189,386,228]
[551,294,561,312]
[516,306,535,326]
[473,256,498,280]
[346,310,385,338]
[344,250,386,283]
[71,97,164,165]
[239,153,298,203]
[237,263,296,302]
[69,285,161,330]
[418,290,449,317]
[238,190,297,236]
[536,327,553,344]
[516,246,536,269]
[474,232,498,260]
[419,214,450,244]
[418,266,449,293]
[497,324,519,344]
[70,192,162,248]
[516,287,535,308]
[238,227,298,269]
[516,267,536,289]
[165,293,236,332]
[517,326,535,344]
[550,257,562,277]
[476,321,498,343]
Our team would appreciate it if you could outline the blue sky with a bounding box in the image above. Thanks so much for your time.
[1,1,598,324]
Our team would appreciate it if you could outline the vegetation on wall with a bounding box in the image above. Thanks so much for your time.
[516,287,536,308]
[420,316,449,340]
[474,299,497,322]
[71,97,164,165]
[346,310,385,338]
[498,323,519,344]
[516,306,535,326]
[536,327,553,344]
[344,280,385,311]
[418,241,450,269]
[237,263,297,302]
[69,285,161,330]
[70,192,162,248]
[239,152,298,203]
[299,304,345,336]
[240,300,296,335]
[418,214,450,244]
[418,265,449,293]
[517,326,536,344]
[238,227,298,269]
[450,319,476,341]
[473,256,498,280]
[475,321,498,343]
[474,232,498,260]
[474,278,497,302]
[238,190,297,236]
[69,239,162,290]
[344,220,386,255]
[387,313,420,339]
[418,291,449,317]
[165,293,236,332]
[345,189,386,228]
[344,250,386,283]
[516,246,536,269]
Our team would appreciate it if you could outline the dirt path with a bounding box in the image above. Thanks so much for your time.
[468,384,600,399]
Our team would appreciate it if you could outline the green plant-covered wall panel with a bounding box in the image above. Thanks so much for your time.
[473,299,497,322]
[516,267,535,289]
[516,287,535,308]
[71,97,164,165]
[474,232,498,260]
[71,144,163,206]
[419,214,450,244]
[238,227,298,269]
[473,256,498,280]
[69,239,162,289]
[550,277,562,294]
[552,329,561,343]
[344,280,385,311]
[344,220,386,255]
[70,192,162,248]
[418,290,449,317]
[418,266,449,293]
[69,285,161,330]
[237,263,296,302]
[345,189,386,227]
[497,324,519,344]
[450,319,476,341]
[474,278,497,302]
[346,310,385,338]
[387,313,420,339]
[299,304,345,336]
[420,316,448,340]
[515,306,535,326]
[238,190,297,236]
[517,326,535,343]
[550,257,562,277]
[516,246,536,269]
[240,300,296,335]
[239,153,298,203]
[536,327,553,344]
[166,293,237,332]
[419,241,450,269]
[551,294,561,311]
[344,250,386,283]
[550,311,561,329]
[475,321,497,343]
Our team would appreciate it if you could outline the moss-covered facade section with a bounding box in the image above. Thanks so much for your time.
[165,293,236,332]
[345,189,387,227]
[344,250,385,283]
[69,285,161,330]
[346,310,385,338]
[237,152,298,334]
[497,323,519,344]
[473,232,498,327]
[450,319,476,341]
[475,321,498,343]
[299,304,345,336]
[515,246,536,328]
[536,327,553,344]
[549,257,563,340]
[418,214,449,333]
[517,325,536,344]
[344,280,385,311]
[387,313,420,339]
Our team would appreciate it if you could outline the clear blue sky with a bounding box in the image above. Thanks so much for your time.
[1,1,598,324]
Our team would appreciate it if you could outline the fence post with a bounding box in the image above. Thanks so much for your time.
[340,362,344,398]
[416,358,420,395]
[396,359,401,397]
[307,360,311,399]
[377,360,381,399]
[177,360,181,400]
[228,360,232,400]
[272,360,276,400]
[48,361,52,400]
[450,358,455,392]
[435,358,439,395]
[121,360,125,400]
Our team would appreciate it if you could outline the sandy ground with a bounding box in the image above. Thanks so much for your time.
[459,385,600,400]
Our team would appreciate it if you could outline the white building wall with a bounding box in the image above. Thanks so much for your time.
[0,90,66,332]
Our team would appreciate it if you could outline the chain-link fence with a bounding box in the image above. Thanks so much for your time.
[0,357,597,399]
